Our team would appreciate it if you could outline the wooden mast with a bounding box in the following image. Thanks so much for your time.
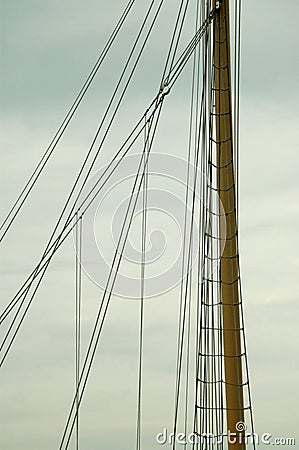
[213,1,245,448]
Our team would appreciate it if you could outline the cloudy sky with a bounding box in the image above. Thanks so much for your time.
[1,1,299,449]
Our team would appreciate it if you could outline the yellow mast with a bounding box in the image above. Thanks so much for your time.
[213,1,245,448]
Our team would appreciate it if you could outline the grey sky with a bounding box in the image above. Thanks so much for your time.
[1,1,299,449]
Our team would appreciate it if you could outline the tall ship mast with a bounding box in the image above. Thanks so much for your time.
[194,1,252,448]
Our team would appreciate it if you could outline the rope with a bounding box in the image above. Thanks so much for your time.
[59,98,164,450]
[0,0,166,366]
[75,215,82,450]
[0,0,217,370]
[0,0,138,243]
[135,115,149,450]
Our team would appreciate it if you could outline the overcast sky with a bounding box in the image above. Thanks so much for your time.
[1,1,299,449]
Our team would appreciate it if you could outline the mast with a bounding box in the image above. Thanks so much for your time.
[213,1,245,448]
